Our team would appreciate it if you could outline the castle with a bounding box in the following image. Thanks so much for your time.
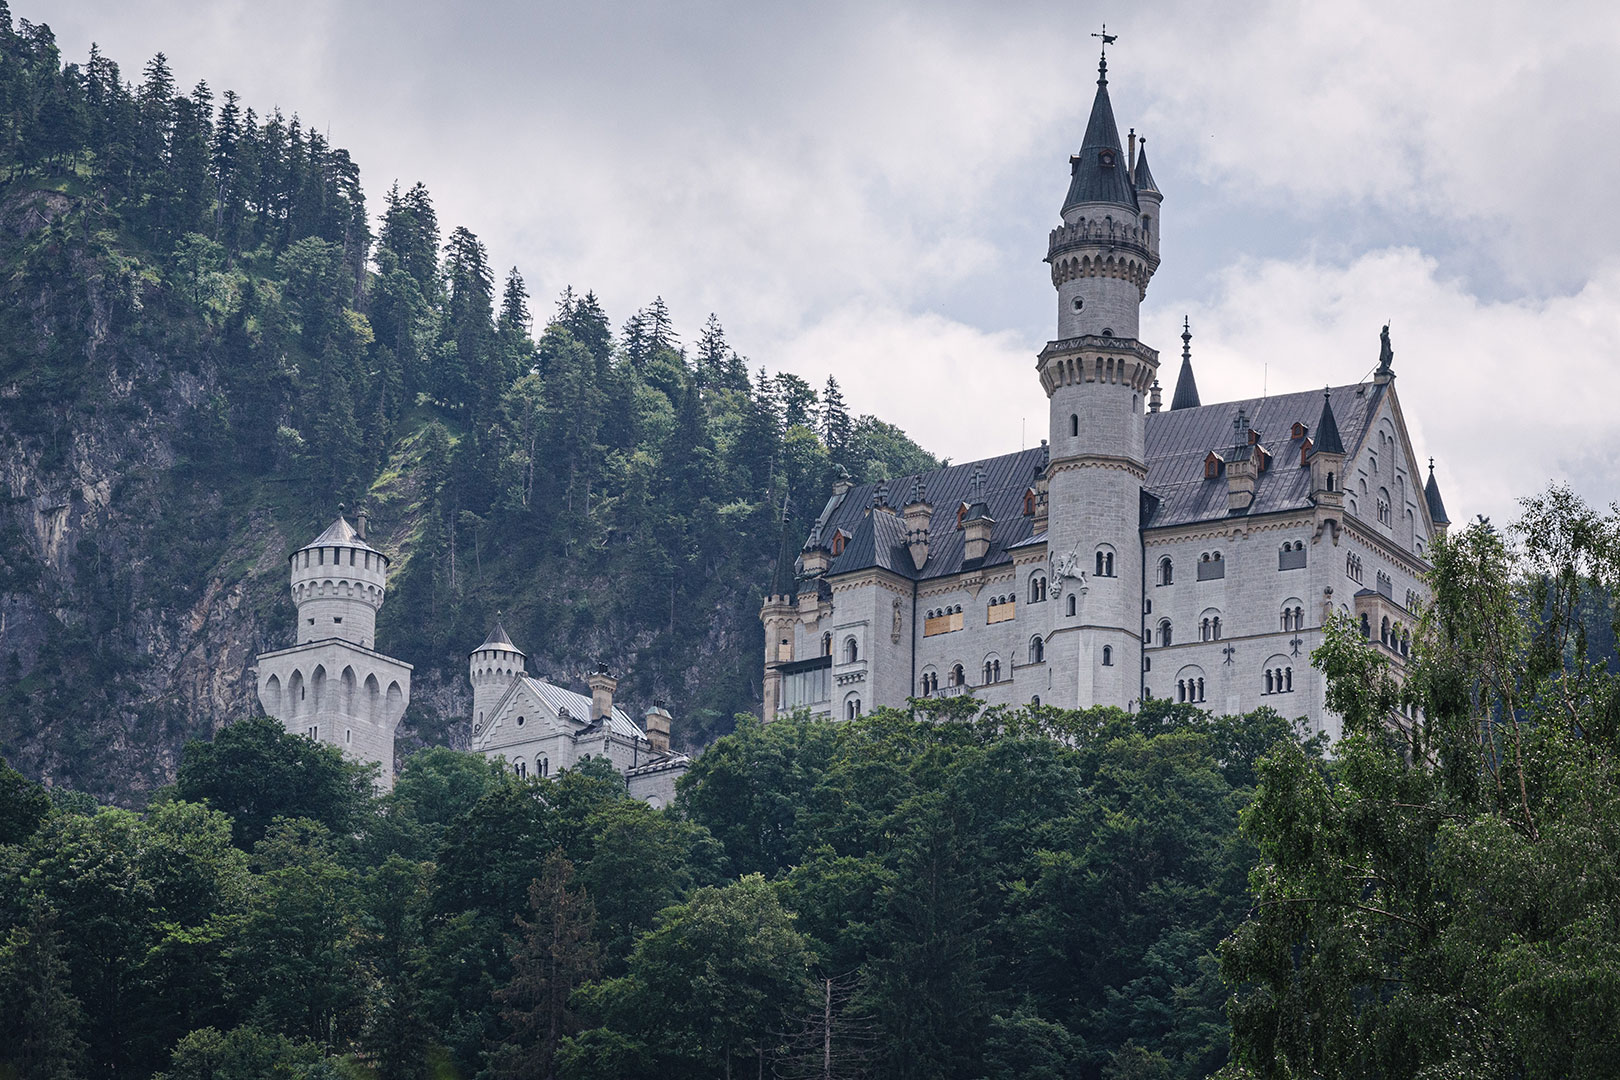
[759,50,1450,742]
[255,512,686,802]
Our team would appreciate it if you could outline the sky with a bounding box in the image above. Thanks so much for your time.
[37,0,1620,526]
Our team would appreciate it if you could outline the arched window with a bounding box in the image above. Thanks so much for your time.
[1096,551,1105,576]
[949,663,965,687]
[1360,612,1371,639]
[1101,645,1113,667]
[1158,556,1173,585]
[1070,414,1079,436]
[1030,636,1045,664]
[844,636,859,663]
[830,529,849,557]
[514,759,527,779]
[846,696,862,720]
[1381,616,1391,645]
[1029,574,1048,603]
[1093,547,1115,577]
[1201,617,1210,641]
[1031,695,1041,707]
[539,757,549,777]
[1159,619,1173,646]
[982,660,992,684]
[1024,489,1036,516]
[1265,669,1274,694]
[1327,471,1336,492]
[1066,594,1077,616]
[821,632,832,656]
[1177,679,1186,702]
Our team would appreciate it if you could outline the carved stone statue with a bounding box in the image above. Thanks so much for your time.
[1378,324,1394,373]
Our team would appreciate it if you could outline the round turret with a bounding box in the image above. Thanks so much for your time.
[470,621,526,731]
[290,514,389,650]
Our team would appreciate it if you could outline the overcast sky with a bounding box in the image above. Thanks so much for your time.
[39,0,1620,525]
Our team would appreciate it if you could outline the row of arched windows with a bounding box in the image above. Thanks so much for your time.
[1200,615,1222,641]
[1346,553,1363,582]
[1095,549,1115,577]
[1263,667,1294,694]
[511,756,550,779]
[1177,677,1206,703]
[1361,614,1412,656]
[1280,605,1306,631]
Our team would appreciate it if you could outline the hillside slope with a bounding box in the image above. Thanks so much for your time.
[0,14,937,802]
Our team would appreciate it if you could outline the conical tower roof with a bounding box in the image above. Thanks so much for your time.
[1133,139,1160,196]
[298,513,381,556]
[1170,317,1200,410]
[1312,389,1345,455]
[1424,461,1449,525]
[1062,54,1139,213]
[475,619,524,654]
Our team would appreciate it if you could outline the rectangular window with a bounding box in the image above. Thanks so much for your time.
[987,601,1016,624]
[333,617,343,624]
[1279,547,1307,571]
[924,611,964,637]
[1197,559,1226,581]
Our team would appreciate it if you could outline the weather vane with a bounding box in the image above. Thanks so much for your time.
[1092,23,1118,50]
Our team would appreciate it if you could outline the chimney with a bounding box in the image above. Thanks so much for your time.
[1128,127,1137,182]
[1148,378,1162,413]
[643,700,672,754]
[587,664,618,722]
[962,504,995,562]
[1226,450,1257,514]
[356,506,368,541]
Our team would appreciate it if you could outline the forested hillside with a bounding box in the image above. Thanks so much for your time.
[0,8,936,801]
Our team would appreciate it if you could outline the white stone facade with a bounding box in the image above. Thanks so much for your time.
[256,514,411,789]
[760,56,1445,744]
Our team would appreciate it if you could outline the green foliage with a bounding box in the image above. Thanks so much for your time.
[154,1025,339,1080]
[0,753,50,844]
[174,717,374,847]
[1224,487,1620,1079]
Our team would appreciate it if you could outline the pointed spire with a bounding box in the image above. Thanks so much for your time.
[1133,136,1160,196]
[477,615,522,653]
[1170,316,1201,410]
[1312,387,1345,456]
[1424,458,1449,525]
[771,511,800,597]
[1062,50,1139,213]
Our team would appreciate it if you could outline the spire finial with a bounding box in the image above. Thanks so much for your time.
[1181,316,1192,361]
[1091,23,1116,81]
[1429,456,1435,475]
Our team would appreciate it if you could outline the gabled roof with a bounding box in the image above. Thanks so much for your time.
[1062,57,1139,214]
[1424,463,1449,525]
[819,448,1049,582]
[805,384,1384,577]
[1143,383,1377,529]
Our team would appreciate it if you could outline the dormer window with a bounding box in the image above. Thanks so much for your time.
[1204,452,1222,480]
[830,529,849,557]
[1291,421,1308,440]
[1099,149,1116,167]
[1023,489,1037,516]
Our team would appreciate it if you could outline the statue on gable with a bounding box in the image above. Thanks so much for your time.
[1378,324,1394,374]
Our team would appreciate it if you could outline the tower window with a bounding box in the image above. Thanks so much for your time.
[1102,645,1113,667]
[1073,296,1084,312]
[333,616,342,624]
[1067,594,1077,616]
[1070,414,1079,437]
[1029,636,1045,664]
[844,637,859,663]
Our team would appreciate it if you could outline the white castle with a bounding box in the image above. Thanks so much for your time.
[255,512,687,802]
[759,50,1450,742]
[255,510,412,789]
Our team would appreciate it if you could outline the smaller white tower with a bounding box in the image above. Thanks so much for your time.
[256,510,412,789]
[470,620,526,731]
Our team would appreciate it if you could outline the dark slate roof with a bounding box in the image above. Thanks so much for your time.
[1424,465,1449,525]
[1312,391,1346,455]
[770,518,800,596]
[476,621,520,652]
[300,515,381,555]
[1170,356,1200,410]
[1062,59,1139,214]
[806,384,1383,576]
[1143,383,1379,528]
[818,448,1049,582]
[1133,141,1160,196]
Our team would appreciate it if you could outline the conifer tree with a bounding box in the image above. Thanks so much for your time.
[0,906,88,1080]
[820,375,851,460]
[487,849,599,1080]
[695,313,727,393]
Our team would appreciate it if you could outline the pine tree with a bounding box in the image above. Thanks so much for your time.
[821,375,851,460]
[695,313,727,393]
[487,849,599,1080]
[499,267,531,336]
[0,906,89,1080]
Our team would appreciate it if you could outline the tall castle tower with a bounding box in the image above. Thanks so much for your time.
[255,512,412,789]
[1040,48,1162,708]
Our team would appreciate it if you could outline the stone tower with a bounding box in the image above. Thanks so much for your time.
[1039,49,1162,708]
[255,512,412,789]
[470,620,526,731]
